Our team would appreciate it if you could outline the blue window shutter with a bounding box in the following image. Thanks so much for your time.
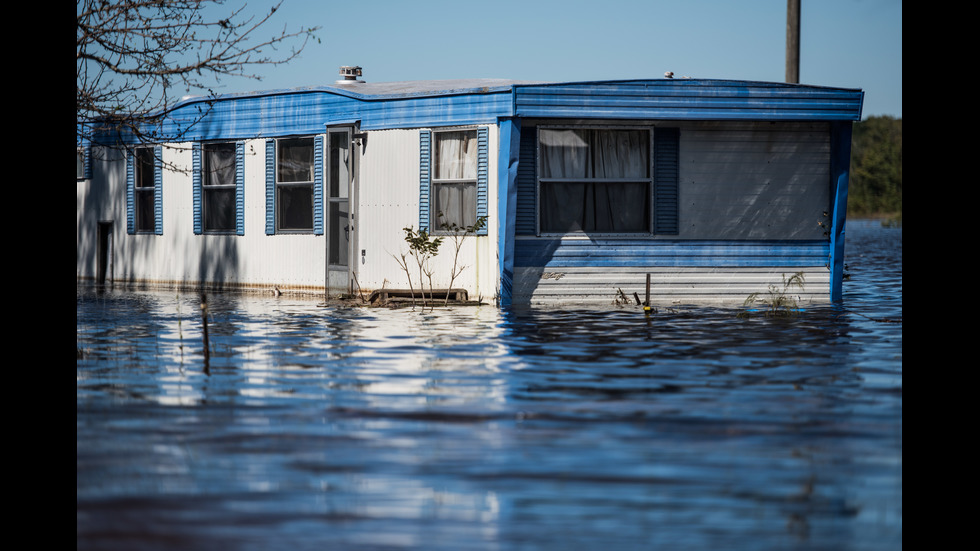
[153,146,163,235]
[85,145,92,179]
[80,143,92,180]
[192,143,202,235]
[126,150,135,234]
[313,135,324,235]
[653,127,680,235]
[236,142,245,235]
[516,126,537,236]
[476,127,489,235]
[419,130,431,232]
[265,139,275,235]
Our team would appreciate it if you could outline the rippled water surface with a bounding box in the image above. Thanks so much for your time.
[77,220,902,550]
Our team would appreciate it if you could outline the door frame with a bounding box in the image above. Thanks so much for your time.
[324,125,358,298]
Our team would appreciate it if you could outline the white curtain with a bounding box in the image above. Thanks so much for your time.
[435,131,478,180]
[433,131,478,229]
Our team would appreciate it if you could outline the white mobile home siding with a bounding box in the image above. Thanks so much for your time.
[355,127,499,302]
[77,140,327,293]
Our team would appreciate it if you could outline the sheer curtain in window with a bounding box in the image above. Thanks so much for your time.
[433,131,478,228]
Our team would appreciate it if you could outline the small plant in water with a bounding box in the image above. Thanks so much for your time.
[439,213,486,306]
[739,271,806,318]
[392,225,443,309]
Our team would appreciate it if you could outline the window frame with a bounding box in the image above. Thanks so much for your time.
[419,126,488,236]
[536,125,654,237]
[273,136,321,234]
[196,141,241,234]
[76,144,91,180]
[430,128,480,234]
[133,146,158,234]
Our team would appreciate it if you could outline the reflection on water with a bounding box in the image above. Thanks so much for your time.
[77,220,901,550]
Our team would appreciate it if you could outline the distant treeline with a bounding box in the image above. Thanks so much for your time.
[849,116,902,220]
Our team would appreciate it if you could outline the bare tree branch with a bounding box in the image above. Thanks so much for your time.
[77,0,320,146]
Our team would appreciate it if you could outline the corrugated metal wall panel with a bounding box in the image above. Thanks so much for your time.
[513,265,830,306]
[679,121,831,240]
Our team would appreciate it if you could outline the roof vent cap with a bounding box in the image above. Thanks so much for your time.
[337,66,364,84]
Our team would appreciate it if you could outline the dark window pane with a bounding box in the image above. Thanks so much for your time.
[136,189,155,232]
[204,188,236,231]
[278,138,314,182]
[278,184,314,230]
[328,201,349,265]
[329,133,350,199]
[203,143,237,232]
[136,148,155,188]
[541,182,649,233]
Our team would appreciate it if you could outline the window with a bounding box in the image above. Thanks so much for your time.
[419,127,488,234]
[127,146,161,235]
[134,148,156,232]
[76,145,89,180]
[266,137,323,234]
[194,142,244,234]
[433,129,478,230]
[538,128,651,234]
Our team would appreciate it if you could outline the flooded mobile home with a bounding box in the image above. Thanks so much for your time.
[77,69,864,305]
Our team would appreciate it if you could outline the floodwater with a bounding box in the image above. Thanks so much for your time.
[77,220,902,551]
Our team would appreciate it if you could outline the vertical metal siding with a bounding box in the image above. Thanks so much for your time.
[679,121,830,240]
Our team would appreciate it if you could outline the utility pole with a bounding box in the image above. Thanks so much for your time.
[786,0,800,83]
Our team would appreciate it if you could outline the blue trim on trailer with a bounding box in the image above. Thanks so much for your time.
[515,239,830,268]
[498,118,521,306]
[829,122,853,302]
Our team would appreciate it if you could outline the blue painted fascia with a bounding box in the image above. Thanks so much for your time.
[514,239,831,268]
[139,87,516,143]
[513,79,864,121]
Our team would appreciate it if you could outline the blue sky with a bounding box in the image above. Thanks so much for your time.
[200,0,901,118]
